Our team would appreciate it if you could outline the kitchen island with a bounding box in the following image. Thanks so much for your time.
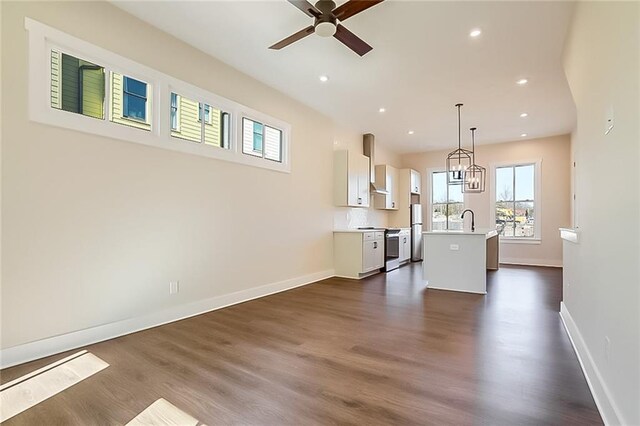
[422,229,499,294]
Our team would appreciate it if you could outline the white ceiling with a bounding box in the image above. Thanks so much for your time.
[112,0,576,153]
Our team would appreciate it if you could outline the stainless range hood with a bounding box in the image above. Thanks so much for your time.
[363,133,389,195]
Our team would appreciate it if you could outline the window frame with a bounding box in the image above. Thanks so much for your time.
[170,92,180,131]
[240,113,286,164]
[167,85,236,150]
[198,103,211,125]
[252,120,264,153]
[489,159,542,244]
[108,71,153,130]
[27,17,291,173]
[122,76,148,122]
[427,168,467,231]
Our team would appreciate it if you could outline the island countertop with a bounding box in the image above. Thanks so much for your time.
[423,228,498,239]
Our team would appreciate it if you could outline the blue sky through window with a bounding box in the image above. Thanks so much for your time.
[432,171,462,203]
[515,165,534,200]
[496,165,534,201]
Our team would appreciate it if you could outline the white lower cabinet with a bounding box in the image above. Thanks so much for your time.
[363,239,385,272]
[399,229,411,263]
[334,231,385,279]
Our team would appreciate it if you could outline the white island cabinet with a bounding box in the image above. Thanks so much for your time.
[334,230,385,279]
[422,229,498,294]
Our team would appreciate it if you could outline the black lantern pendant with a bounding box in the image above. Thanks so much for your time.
[446,103,473,185]
[463,127,487,193]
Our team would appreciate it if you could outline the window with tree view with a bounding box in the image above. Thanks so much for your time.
[431,171,464,230]
[495,164,535,237]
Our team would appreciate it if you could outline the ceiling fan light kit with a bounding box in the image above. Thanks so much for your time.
[315,21,337,37]
[446,103,473,185]
[269,0,384,56]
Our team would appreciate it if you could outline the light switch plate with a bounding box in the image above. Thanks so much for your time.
[450,244,459,251]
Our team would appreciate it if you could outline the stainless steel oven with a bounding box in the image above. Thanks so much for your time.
[384,229,401,272]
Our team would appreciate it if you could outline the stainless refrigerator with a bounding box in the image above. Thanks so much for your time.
[411,204,423,261]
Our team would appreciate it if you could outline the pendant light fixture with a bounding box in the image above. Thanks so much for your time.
[462,127,487,193]
[446,103,473,185]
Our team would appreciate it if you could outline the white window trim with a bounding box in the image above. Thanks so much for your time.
[489,159,542,244]
[25,17,291,173]
[426,167,468,231]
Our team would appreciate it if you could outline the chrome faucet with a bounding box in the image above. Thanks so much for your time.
[461,209,475,232]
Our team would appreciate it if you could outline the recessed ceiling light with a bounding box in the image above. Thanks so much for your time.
[521,133,528,137]
[319,75,329,82]
[520,113,528,118]
[516,78,528,85]
[469,29,482,38]
[408,130,415,135]
[379,107,386,113]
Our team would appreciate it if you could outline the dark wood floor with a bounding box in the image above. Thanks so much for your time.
[2,264,602,425]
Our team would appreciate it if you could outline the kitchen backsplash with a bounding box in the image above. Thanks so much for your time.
[334,207,389,229]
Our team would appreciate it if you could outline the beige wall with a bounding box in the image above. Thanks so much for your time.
[0,1,342,350]
[401,134,571,266]
[563,2,639,424]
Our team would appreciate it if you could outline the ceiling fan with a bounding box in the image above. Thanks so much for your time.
[269,0,384,56]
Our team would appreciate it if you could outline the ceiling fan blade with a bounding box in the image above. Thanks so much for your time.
[333,0,384,22]
[269,25,315,50]
[287,0,321,17]
[333,24,373,56]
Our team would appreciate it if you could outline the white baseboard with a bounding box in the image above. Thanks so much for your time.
[559,302,623,425]
[426,285,486,295]
[0,269,335,369]
[499,257,562,267]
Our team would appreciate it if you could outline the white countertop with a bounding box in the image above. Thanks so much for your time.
[334,227,410,233]
[424,228,498,239]
[333,228,386,233]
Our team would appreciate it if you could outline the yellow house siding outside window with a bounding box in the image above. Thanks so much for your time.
[50,50,105,119]
[170,93,224,147]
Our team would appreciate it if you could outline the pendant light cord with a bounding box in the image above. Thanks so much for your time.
[470,127,477,178]
[456,103,463,164]
[471,127,476,163]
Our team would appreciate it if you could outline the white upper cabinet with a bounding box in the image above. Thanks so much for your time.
[356,157,370,207]
[410,169,421,195]
[334,150,370,208]
[374,164,399,210]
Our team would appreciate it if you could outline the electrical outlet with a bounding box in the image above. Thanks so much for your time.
[169,281,180,295]
[450,244,459,251]
[604,336,611,361]
[605,106,614,135]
